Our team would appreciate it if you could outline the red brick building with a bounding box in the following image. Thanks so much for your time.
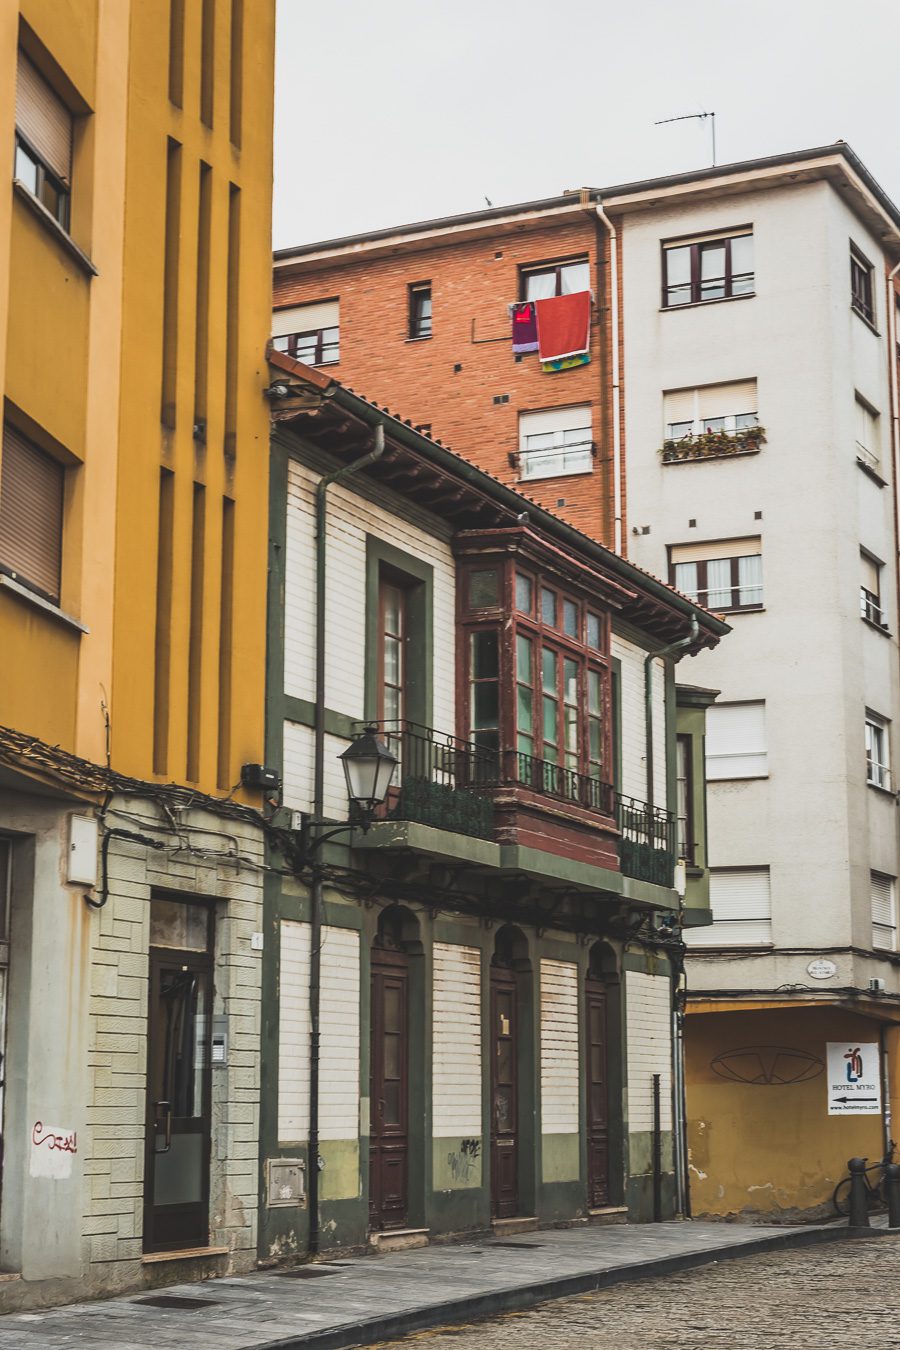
[273,194,622,544]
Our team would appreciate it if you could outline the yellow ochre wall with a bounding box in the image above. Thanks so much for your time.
[0,1,274,793]
[685,1006,889,1218]
[112,0,274,792]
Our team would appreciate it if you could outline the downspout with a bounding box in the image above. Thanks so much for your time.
[887,261,900,674]
[643,616,699,809]
[594,202,623,556]
[308,423,384,1257]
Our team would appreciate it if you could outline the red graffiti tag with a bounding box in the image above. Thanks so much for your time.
[32,1122,77,1155]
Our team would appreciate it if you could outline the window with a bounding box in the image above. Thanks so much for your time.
[408,282,432,339]
[670,538,763,612]
[866,713,891,789]
[378,577,408,730]
[855,395,880,470]
[872,871,896,950]
[518,406,593,481]
[521,257,590,301]
[662,231,753,307]
[676,734,694,864]
[706,702,767,780]
[272,299,339,365]
[14,52,72,229]
[469,629,500,755]
[684,868,772,946]
[860,551,886,627]
[664,380,758,441]
[0,422,65,604]
[850,246,874,324]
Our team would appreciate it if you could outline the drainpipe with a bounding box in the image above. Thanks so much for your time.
[643,617,699,809]
[308,424,385,1257]
[594,203,623,556]
[887,261,900,675]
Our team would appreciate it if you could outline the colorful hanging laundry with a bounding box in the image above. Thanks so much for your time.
[510,301,538,354]
[534,291,591,368]
[541,352,591,374]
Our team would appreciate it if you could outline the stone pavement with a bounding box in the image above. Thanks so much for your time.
[0,1219,873,1350]
[369,1233,900,1350]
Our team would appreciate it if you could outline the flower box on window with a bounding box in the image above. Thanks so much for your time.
[660,425,766,464]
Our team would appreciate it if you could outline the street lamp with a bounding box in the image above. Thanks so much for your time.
[338,724,398,825]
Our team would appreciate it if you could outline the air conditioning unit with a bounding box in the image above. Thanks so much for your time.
[868,977,886,994]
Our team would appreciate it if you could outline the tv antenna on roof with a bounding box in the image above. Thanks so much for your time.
[654,111,716,166]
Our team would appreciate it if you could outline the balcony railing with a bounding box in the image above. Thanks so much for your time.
[617,793,676,887]
[359,723,677,886]
[660,425,766,464]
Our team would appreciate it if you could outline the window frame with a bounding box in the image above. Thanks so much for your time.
[518,405,594,482]
[272,326,339,366]
[871,870,897,951]
[459,557,612,805]
[661,230,754,308]
[683,866,772,947]
[669,549,763,614]
[519,255,591,301]
[850,245,875,325]
[860,550,887,629]
[0,422,66,605]
[705,700,768,781]
[675,733,695,865]
[866,713,891,790]
[408,281,432,340]
[14,129,70,231]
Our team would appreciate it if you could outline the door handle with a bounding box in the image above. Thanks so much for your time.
[154,1099,172,1154]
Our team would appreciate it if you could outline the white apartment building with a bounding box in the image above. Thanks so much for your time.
[616,146,900,1217]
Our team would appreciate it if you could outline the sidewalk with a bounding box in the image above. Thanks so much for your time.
[0,1218,878,1350]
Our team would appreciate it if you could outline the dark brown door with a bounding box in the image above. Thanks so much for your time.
[490,967,518,1218]
[369,949,409,1229]
[143,947,212,1251]
[586,978,609,1208]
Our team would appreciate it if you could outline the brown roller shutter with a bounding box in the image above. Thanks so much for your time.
[0,425,64,602]
[15,52,72,183]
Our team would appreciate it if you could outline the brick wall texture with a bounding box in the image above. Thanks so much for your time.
[274,212,622,545]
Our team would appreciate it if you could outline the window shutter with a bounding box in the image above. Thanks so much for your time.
[671,537,761,565]
[706,701,767,779]
[861,552,880,595]
[685,868,772,946]
[519,404,592,447]
[871,871,895,949]
[663,389,696,425]
[15,53,72,183]
[0,424,64,602]
[699,379,757,420]
[272,299,339,337]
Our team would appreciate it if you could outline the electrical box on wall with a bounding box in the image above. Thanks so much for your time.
[68,815,98,886]
[267,1158,306,1207]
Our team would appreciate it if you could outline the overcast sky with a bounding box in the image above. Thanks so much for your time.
[273,0,900,250]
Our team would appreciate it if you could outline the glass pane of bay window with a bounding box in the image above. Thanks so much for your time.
[541,587,557,627]
[515,572,533,614]
[563,598,578,638]
[470,630,499,752]
[516,633,534,754]
[563,658,578,773]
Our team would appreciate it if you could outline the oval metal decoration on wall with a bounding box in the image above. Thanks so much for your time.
[710,1046,825,1085]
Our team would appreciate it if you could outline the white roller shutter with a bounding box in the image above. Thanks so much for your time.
[871,872,896,950]
[15,53,72,182]
[663,388,697,425]
[433,942,482,1137]
[706,701,767,779]
[272,299,339,336]
[861,552,881,594]
[278,920,311,1141]
[671,537,761,565]
[319,927,360,1141]
[686,868,772,946]
[539,959,579,1135]
[519,404,591,447]
[699,379,757,420]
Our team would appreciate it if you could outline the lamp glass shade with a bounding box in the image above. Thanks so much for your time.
[339,726,397,809]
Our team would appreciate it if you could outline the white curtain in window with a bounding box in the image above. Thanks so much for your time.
[673,561,699,601]
[705,558,731,609]
[524,272,557,301]
[738,554,763,606]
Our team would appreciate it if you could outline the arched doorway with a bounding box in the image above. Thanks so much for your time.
[369,906,415,1230]
[490,925,530,1219]
[585,941,615,1208]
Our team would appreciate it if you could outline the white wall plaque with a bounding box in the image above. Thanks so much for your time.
[807,958,837,980]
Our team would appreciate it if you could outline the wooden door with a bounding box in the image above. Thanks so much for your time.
[369,949,409,1229]
[143,950,212,1251]
[490,967,518,1218]
[585,978,609,1208]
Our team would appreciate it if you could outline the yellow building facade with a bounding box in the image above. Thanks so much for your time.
[0,0,274,1307]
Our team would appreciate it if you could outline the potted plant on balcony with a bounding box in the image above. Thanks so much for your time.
[660,425,766,463]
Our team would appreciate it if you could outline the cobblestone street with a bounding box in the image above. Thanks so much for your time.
[374,1238,900,1350]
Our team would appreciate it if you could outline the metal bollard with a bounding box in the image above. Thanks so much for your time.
[848,1157,870,1228]
[886,1163,900,1228]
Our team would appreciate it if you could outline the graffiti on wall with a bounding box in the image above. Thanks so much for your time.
[446,1138,481,1183]
[29,1121,78,1179]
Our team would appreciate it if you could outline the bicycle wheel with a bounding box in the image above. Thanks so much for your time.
[832,1177,852,1216]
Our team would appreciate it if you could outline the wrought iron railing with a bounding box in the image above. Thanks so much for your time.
[617,793,677,887]
[356,722,677,885]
